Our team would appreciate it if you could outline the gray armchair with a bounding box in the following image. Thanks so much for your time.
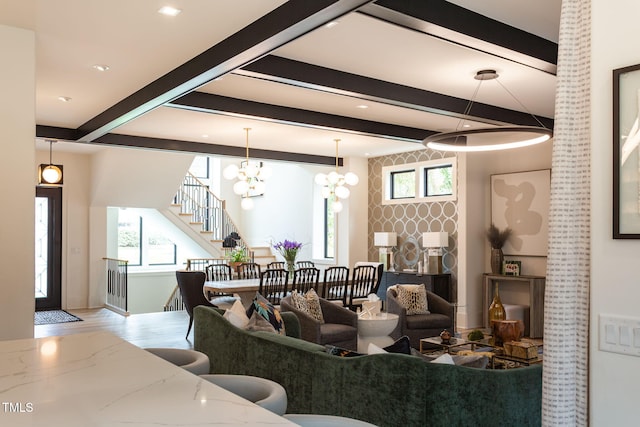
[386,286,454,349]
[281,295,358,351]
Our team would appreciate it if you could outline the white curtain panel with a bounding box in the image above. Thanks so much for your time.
[543,0,591,425]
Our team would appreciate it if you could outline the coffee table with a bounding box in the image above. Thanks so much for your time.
[357,312,399,353]
[419,336,495,354]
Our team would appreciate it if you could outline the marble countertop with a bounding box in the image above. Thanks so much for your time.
[0,331,296,426]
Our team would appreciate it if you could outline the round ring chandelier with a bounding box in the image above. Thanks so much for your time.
[423,70,553,152]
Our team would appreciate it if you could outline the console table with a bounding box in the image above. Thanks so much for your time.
[379,271,453,302]
[482,274,545,338]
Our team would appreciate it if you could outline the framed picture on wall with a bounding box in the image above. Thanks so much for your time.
[491,169,550,256]
[614,63,640,238]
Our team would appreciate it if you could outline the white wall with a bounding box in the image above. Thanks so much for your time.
[219,156,368,267]
[0,24,35,339]
[591,1,640,423]
[459,141,552,329]
[127,272,177,314]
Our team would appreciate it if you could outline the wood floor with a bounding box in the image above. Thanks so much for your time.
[34,308,194,350]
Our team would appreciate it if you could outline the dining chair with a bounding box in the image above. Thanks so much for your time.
[205,263,232,281]
[267,261,285,269]
[237,262,261,279]
[292,267,320,294]
[296,260,315,268]
[175,270,217,338]
[322,266,349,307]
[348,265,378,311]
[204,263,239,307]
[258,268,289,305]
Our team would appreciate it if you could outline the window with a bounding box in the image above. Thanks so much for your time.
[324,198,335,259]
[118,211,142,266]
[117,208,177,267]
[424,165,453,197]
[390,170,416,199]
[382,158,456,205]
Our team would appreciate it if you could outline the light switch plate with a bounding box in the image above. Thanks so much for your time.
[599,314,640,357]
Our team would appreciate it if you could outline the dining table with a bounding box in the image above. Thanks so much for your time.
[0,331,295,426]
[204,278,261,307]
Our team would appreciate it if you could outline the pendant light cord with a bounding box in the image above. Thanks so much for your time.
[244,128,251,163]
[334,139,340,172]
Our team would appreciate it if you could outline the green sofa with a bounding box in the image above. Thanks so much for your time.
[194,306,542,427]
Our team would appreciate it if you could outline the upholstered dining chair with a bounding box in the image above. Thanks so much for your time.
[348,264,379,311]
[292,267,320,294]
[322,266,349,306]
[175,270,217,338]
[237,262,261,279]
[267,261,285,269]
[258,268,289,305]
[296,260,315,268]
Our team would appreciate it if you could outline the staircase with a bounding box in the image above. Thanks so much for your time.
[163,172,276,267]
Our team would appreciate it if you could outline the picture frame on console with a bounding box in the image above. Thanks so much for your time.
[502,260,521,276]
[490,169,550,256]
[613,63,640,238]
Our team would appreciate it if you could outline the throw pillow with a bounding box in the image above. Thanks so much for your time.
[223,299,250,329]
[395,284,430,315]
[246,292,286,336]
[244,311,276,333]
[431,353,455,365]
[382,335,412,355]
[304,288,324,323]
[368,343,387,354]
[325,345,362,357]
[290,289,324,323]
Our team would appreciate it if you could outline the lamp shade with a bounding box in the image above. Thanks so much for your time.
[374,232,397,247]
[422,232,448,248]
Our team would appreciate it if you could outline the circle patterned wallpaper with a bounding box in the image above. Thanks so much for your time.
[368,149,458,282]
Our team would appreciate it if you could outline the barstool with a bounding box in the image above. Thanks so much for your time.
[145,348,210,375]
[199,374,287,415]
[283,414,377,426]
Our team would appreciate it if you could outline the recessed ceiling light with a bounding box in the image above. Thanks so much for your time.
[356,104,368,109]
[364,152,371,156]
[57,96,71,102]
[462,124,471,128]
[325,21,339,28]
[158,6,181,16]
[92,64,110,72]
[201,134,209,138]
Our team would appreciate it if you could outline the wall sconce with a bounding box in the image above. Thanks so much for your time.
[38,140,63,185]
[374,232,397,271]
[422,232,449,274]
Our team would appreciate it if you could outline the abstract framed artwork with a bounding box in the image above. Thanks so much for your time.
[491,169,551,256]
[613,63,640,238]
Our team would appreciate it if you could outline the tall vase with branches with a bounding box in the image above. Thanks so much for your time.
[486,223,511,274]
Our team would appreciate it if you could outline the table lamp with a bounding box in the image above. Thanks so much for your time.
[422,232,448,274]
[374,232,397,271]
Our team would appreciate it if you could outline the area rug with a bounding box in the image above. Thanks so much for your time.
[34,310,82,325]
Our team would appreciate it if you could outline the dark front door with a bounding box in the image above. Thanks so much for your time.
[35,186,62,310]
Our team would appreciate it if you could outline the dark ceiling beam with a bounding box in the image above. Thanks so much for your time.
[237,55,555,129]
[168,92,434,142]
[35,125,341,166]
[75,0,374,142]
[362,0,557,75]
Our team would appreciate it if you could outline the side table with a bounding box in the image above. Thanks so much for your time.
[482,274,545,338]
[357,313,399,353]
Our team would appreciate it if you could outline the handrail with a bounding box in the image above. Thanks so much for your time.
[163,285,183,312]
[102,257,129,316]
[173,171,253,260]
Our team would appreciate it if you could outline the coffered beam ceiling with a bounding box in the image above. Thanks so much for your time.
[37,0,557,163]
[75,0,374,142]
